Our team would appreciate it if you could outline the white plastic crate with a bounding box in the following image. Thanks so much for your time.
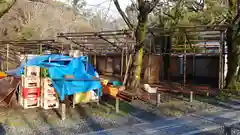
[40,90,59,109]
[24,66,40,76]
[21,75,40,88]
[41,78,52,85]
[41,83,57,99]
[40,77,59,109]
[41,98,59,109]
[43,86,56,95]
[20,97,40,109]
[18,84,40,109]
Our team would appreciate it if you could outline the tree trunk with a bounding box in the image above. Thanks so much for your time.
[224,26,240,90]
[127,14,147,90]
[0,0,16,18]
[113,0,159,91]
[163,36,172,80]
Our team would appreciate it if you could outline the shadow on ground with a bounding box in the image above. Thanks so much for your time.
[0,123,6,135]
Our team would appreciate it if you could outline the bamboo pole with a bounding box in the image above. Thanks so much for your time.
[123,53,132,85]
[94,54,97,68]
[6,44,9,71]
[121,48,124,76]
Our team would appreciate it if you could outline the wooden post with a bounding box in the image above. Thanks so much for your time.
[61,103,66,120]
[148,40,152,83]
[125,47,128,69]
[61,44,64,54]
[183,36,187,88]
[96,89,100,106]
[121,49,124,76]
[72,95,75,108]
[190,91,193,102]
[193,55,195,77]
[1,60,3,71]
[94,54,97,68]
[224,127,232,135]
[86,56,88,72]
[105,56,107,74]
[115,97,119,113]
[157,93,161,107]
[6,44,9,71]
[39,44,43,54]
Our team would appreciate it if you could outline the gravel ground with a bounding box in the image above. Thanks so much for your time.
[0,103,143,135]
[195,128,240,135]
[0,94,238,135]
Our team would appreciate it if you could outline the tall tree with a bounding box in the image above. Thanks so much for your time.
[113,0,159,90]
[224,0,240,90]
[0,0,16,18]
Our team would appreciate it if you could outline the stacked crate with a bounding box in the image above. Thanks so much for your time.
[41,77,59,109]
[19,66,41,109]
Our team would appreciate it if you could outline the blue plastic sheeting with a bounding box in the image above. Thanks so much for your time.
[14,54,71,76]
[45,57,102,100]
[12,54,102,101]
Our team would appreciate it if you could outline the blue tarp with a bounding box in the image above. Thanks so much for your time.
[12,54,102,101]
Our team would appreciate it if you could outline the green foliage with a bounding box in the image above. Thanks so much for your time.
[154,0,229,27]
[0,0,16,18]
[152,0,230,53]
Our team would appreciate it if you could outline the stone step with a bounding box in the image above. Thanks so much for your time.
[133,116,208,134]
[191,110,240,126]
[82,110,240,135]
[217,101,240,109]
[159,119,221,135]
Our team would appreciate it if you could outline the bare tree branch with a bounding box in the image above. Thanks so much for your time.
[163,12,175,19]
[147,0,159,13]
[113,0,134,30]
[0,0,16,18]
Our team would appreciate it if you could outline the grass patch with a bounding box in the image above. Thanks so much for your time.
[101,98,137,116]
[87,101,135,118]
[216,90,240,102]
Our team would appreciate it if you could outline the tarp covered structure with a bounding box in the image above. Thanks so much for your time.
[9,54,102,101]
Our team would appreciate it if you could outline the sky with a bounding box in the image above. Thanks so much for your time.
[58,0,131,17]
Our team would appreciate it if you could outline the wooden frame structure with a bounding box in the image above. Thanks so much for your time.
[0,40,69,70]
[57,30,137,77]
[58,25,228,89]
[149,25,227,89]
[0,25,228,90]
